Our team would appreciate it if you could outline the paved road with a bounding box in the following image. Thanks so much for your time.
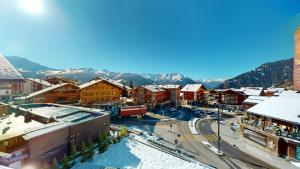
[155,111,255,169]
[197,119,275,169]
[112,110,275,169]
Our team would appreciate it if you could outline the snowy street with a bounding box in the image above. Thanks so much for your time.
[71,132,212,169]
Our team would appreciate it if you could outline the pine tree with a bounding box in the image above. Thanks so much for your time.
[80,141,88,162]
[122,82,128,97]
[87,138,95,160]
[61,154,69,169]
[129,81,134,89]
[52,158,59,169]
[70,143,77,160]
[98,134,109,154]
[41,161,50,169]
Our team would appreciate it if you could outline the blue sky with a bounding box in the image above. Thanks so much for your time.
[0,0,300,79]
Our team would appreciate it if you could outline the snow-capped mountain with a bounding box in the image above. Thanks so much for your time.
[6,56,225,87]
[141,73,197,85]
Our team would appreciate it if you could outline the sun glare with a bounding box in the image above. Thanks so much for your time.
[20,0,44,15]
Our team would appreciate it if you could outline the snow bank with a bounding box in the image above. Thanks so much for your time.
[72,137,211,169]
[188,118,200,135]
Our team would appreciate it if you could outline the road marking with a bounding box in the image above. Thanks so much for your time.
[203,134,217,142]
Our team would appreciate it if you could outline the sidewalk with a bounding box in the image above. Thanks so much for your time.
[211,120,299,169]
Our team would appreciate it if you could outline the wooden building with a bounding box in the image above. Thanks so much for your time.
[133,85,170,111]
[162,85,181,107]
[218,89,245,105]
[22,78,53,95]
[180,84,206,106]
[46,76,78,86]
[241,92,300,160]
[79,78,127,106]
[0,54,24,98]
[26,83,79,104]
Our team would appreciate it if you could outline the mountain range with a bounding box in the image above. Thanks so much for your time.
[218,58,293,89]
[6,56,223,88]
[7,56,293,89]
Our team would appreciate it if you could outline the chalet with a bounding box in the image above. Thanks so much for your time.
[22,78,53,95]
[46,76,79,86]
[264,87,285,96]
[133,85,169,111]
[26,83,79,104]
[218,89,245,105]
[0,54,24,99]
[161,85,181,107]
[240,92,300,160]
[180,84,206,105]
[79,78,129,106]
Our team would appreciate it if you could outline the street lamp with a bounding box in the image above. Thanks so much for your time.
[217,103,221,153]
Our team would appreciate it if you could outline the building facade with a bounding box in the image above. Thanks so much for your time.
[240,92,300,160]
[294,28,300,91]
[22,78,52,95]
[46,76,79,86]
[26,83,79,104]
[219,89,245,105]
[0,104,110,168]
[180,84,206,105]
[133,85,170,111]
[0,54,24,99]
[79,79,124,106]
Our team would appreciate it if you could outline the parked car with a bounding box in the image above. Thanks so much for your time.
[230,123,239,131]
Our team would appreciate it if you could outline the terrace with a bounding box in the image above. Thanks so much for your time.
[241,115,300,141]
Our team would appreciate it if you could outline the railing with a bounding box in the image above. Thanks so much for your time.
[241,119,300,141]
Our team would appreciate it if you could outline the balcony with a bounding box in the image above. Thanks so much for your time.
[241,118,300,141]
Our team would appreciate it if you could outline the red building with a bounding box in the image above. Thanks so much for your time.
[133,85,170,110]
[180,84,206,105]
[218,89,245,105]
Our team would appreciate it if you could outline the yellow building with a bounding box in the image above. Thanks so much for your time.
[79,78,126,105]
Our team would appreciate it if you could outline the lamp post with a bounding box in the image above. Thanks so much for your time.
[217,103,221,153]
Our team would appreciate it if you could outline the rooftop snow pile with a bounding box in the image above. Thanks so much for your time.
[72,137,211,169]
[0,54,24,80]
[240,87,263,96]
[247,92,300,124]
[243,96,270,104]
[181,84,205,92]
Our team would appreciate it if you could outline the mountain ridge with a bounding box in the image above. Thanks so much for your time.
[6,56,223,88]
[218,58,293,89]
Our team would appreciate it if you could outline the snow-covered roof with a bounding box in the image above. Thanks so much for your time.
[243,96,270,104]
[161,85,180,89]
[0,54,24,81]
[27,78,53,87]
[247,92,300,124]
[26,83,76,99]
[240,87,263,96]
[181,84,205,92]
[144,85,166,93]
[79,78,131,90]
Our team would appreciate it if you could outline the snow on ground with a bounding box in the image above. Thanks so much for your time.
[72,134,211,169]
[290,161,300,168]
[188,118,199,135]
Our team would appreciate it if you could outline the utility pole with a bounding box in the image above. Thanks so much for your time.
[217,103,221,153]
